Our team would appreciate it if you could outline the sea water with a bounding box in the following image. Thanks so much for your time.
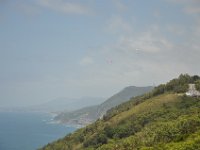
[0,112,76,150]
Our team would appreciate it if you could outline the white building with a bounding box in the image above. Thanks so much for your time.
[186,84,200,97]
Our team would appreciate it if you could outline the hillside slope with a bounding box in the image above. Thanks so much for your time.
[41,93,200,150]
[41,74,200,150]
[97,86,154,118]
[54,86,153,125]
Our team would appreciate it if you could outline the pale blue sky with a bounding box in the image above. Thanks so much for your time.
[1,0,200,107]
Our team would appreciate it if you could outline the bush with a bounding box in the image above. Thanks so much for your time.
[195,80,200,91]
[83,132,108,148]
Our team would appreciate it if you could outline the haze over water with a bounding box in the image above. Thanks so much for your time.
[0,112,75,150]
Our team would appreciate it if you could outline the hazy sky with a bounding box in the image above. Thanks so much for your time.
[1,0,200,107]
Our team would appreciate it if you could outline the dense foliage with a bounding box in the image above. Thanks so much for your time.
[40,74,200,150]
[195,80,200,91]
[151,74,200,96]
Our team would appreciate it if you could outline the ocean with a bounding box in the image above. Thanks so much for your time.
[0,112,76,150]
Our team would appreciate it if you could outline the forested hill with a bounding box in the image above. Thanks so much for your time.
[40,74,200,150]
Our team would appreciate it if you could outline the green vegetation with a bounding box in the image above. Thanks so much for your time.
[195,80,200,91]
[40,74,200,150]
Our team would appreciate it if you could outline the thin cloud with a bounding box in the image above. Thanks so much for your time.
[185,6,200,14]
[37,0,91,15]
[0,0,7,4]
[167,0,200,4]
[106,16,132,34]
[116,26,174,54]
[119,34,172,53]
[112,0,127,12]
[74,20,200,91]
[167,0,200,14]
[16,3,41,16]
[166,24,186,35]
[80,56,94,66]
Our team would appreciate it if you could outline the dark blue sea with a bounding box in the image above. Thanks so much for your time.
[0,112,76,150]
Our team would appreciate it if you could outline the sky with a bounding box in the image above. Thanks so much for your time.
[0,0,200,107]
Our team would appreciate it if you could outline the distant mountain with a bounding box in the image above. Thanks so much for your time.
[55,86,153,125]
[55,105,99,126]
[19,97,105,113]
